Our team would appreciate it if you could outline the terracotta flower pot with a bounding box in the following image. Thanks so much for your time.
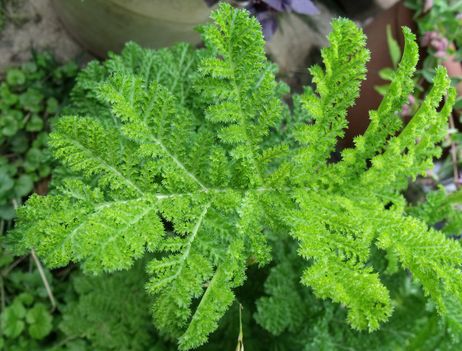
[343,1,416,146]
[442,49,462,98]
[52,0,213,57]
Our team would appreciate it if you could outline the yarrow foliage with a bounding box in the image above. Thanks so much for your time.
[10,3,460,349]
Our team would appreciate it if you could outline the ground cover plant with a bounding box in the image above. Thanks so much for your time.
[0,52,78,350]
[7,3,462,350]
[0,51,77,223]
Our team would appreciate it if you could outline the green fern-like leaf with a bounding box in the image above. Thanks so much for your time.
[10,4,461,349]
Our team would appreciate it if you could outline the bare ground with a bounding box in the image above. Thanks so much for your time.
[0,0,88,71]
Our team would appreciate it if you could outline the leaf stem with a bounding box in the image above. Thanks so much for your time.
[31,249,57,311]
[235,303,244,351]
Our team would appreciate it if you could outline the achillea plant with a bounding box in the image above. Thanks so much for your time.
[9,3,460,350]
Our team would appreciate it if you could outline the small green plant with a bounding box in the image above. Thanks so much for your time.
[0,246,57,349]
[56,261,166,351]
[0,52,78,350]
[376,0,462,190]
[0,248,167,350]
[0,52,77,224]
[9,4,461,350]
[406,0,462,77]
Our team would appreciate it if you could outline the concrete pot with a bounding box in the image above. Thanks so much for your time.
[52,0,212,57]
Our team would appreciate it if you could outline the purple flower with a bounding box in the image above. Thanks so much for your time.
[401,103,411,117]
[408,94,415,105]
[263,0,319,15]
[420,31,438,47]
[434,50,447,58]
[256,11,279,38]
[204,0,319,39]
[430,37,448,52]
[402,95,416,117]
[421,31,449,58]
